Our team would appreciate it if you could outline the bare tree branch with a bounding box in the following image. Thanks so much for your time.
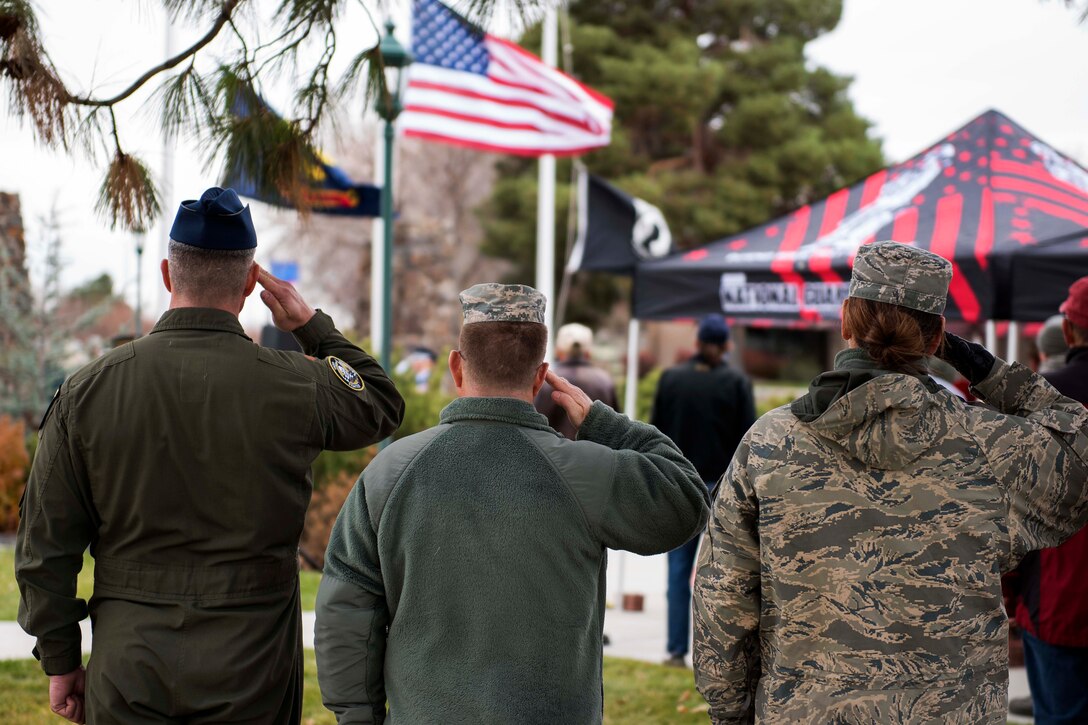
[66,0,244,108]
[0,0,538,230]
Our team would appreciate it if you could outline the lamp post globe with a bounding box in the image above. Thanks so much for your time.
[378,20,413,121]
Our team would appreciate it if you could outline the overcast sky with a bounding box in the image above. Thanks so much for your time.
[1,0,1086,329]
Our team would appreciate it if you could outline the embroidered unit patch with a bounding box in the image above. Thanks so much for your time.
[328,356,365,391]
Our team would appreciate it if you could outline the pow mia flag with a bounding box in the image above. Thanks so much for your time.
[565,171,673,275]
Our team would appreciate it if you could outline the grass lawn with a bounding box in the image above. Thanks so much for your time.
[0,651,705,724]
[0,548,322,619]
[1,551,702,721]
[299,569,320,610]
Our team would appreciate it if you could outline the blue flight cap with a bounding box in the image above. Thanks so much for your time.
[169,187,257,250]
[697,314,730,344]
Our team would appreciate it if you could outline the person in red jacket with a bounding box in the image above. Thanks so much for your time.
[1011,275,1088,725]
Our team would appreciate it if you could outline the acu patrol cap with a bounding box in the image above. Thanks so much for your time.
[848,241,951,315]
[459,283,546,325]
[170,187,257,250]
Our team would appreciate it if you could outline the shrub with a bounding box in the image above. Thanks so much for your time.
[0,416,29,533]
[617,367,663,423]
[757,393,797,417]
[303,361,455,562]
[392,362,454,440]
[300,471,355,570]
[312,447,375,492]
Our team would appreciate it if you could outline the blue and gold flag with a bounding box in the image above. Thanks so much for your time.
[223,96,381,217]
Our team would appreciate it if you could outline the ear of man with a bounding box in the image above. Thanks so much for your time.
[449,350,464,391]
[243,262,260,298]
[531,362,549,398]
[1063,317,1088,348]
[160,259,173,293]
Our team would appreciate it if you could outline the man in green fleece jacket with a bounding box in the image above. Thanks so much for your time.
[315,283,710,724]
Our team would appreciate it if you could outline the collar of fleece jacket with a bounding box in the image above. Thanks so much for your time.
[440,396,558,434]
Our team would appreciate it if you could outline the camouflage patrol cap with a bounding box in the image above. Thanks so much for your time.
[849,241,952,315]
[459,283,546,325]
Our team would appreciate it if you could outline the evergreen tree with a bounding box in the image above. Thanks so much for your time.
[0,194,36,420]
[479,0,884,324]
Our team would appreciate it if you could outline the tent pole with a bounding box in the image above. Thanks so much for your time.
[985,320,998,356]
[615,316,641,604]
[1007,321,1019,363]
[624,318,640,420]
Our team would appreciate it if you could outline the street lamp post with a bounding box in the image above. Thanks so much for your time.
[376,21,412,377]
[134,230,145,338]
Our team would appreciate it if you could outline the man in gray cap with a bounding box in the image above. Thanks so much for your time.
[694,241,1088,724]
[1036,314,1069,374]
[315,282,710,724]
[16,187,405,723]
[534,322,618,439]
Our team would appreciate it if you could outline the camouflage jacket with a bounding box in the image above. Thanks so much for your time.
[693,351,1088,724]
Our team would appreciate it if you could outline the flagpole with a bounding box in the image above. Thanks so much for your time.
[158,14,175,315]
[555,162,583,329]
[536,5,558,360]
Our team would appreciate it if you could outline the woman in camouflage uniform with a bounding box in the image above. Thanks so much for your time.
[693,241,1088,724]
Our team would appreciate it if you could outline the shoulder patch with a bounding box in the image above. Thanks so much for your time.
[328,356,365,391]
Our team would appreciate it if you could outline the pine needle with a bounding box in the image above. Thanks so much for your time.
[213,73,316,213]
[96,150,161,231]
[0,4,71,148]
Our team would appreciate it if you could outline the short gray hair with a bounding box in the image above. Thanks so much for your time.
[167,240,255,304]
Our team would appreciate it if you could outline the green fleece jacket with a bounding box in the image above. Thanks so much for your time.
[315,397,709,724]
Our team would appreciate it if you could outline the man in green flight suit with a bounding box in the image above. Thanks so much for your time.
[15,187,405,723]
[314,283,710,724]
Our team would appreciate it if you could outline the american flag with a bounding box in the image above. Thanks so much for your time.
[400,0,613,156]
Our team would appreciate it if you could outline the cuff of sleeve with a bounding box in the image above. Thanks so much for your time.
[292,309,336,354]
[336,708,381,725]
[577,401,628,448]
[38,649,82,676]
[970,358,1021,406]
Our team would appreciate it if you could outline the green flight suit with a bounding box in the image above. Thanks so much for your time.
[16,307,404,723]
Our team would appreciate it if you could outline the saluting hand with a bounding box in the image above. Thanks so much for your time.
[546,369,594,432]
[257,266,317,332]
[49,667,86,724]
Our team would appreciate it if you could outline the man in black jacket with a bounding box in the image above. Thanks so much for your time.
[651,315,756,667]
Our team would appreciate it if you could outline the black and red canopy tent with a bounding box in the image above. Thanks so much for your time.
[632,110,1088,324]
